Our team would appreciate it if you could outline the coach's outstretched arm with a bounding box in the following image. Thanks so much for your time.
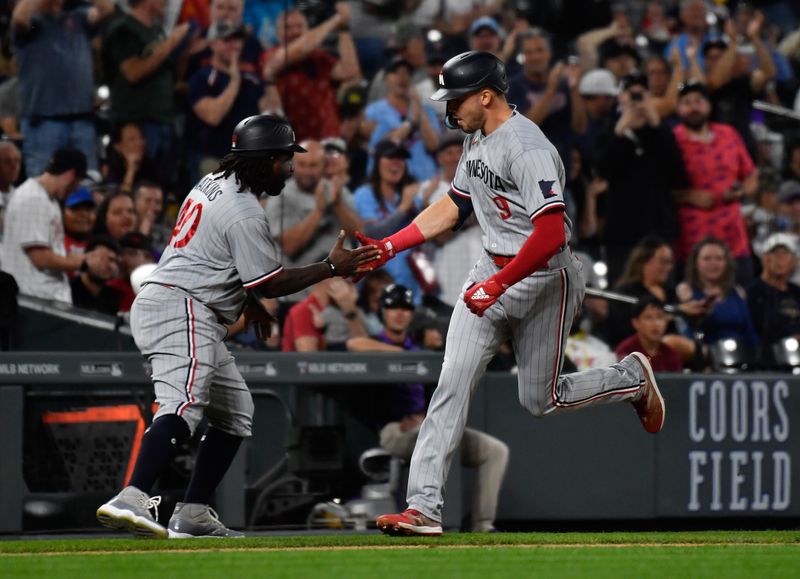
[251,230,379,299]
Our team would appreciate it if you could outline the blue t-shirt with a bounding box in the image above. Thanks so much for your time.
[664,33,712,71]
[242,0,292,48]
[186,66,264,158]
[688,288,759,346]
[365,99,441,182]
[13,8,95,117]
[353,183,422,301]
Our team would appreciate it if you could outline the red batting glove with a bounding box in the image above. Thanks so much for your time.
[351,231,395,281]
[463,277,506,317]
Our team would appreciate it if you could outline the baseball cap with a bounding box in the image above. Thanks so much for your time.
[436,131,463,154]
[426,49,448,66]
[621,71,648,91]
[777,180,800,204]
[339,83,367,118]
[64,187,96,208]
[45,148,87,178]
[762,232,798,255]
[385,55,414,74]
[631,295,666,319]
[599,38,640,64]
[678,79,710,100]
[119,231,152,251]
[578,69,619,96]
[321,137,347,154]
[469,16,502,37]
[373,139,410,159]
[702,38,728,57]
[208,20,246,41]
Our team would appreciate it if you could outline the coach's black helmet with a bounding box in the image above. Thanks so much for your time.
[430,50,508,102]
[230,114,307,156]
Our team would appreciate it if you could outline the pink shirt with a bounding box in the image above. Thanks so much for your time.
[672,123,755,260]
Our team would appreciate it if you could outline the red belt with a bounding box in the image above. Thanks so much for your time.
[489,253,515,268]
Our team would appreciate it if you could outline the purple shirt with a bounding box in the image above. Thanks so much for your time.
[374,330,426,424]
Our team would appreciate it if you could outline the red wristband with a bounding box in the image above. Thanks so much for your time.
[384,223,425,256]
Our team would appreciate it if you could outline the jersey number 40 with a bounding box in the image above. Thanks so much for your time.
[169,199,204,248]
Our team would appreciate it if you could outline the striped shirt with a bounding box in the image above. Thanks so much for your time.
[451,111,573,256]
[147,172,283,323]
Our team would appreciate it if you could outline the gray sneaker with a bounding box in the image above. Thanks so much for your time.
[96,486,168,539]
[168,503,245,538]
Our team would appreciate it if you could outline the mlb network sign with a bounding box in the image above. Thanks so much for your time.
[668,378,796,515]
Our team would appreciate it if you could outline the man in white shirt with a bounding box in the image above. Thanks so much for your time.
[0,140,21,246]
[1,148,100,303]
[426,133,484,306]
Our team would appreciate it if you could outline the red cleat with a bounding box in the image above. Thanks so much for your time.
[376,509,443,536]
[629,352,665,434]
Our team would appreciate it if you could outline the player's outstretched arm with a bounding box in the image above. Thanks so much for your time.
[250,231,379,299]
[354,195,461,273]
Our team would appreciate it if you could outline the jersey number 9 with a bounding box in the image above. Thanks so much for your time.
[492,196,512,220]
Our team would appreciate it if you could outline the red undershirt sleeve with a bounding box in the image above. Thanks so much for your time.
[493,208,566,289]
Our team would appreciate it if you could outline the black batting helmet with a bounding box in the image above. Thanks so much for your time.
[230,114,307,157]
[379,284,415,321]
[430,51,508,102]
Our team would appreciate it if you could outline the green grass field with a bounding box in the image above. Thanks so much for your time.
[2,531,800,578]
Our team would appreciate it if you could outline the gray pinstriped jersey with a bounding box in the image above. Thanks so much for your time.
[146,173,283,323]
[451,111,573,256]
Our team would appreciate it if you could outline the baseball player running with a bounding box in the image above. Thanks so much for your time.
[96,115,379,539]
[356,51,665,536]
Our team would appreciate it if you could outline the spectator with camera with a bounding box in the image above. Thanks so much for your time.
[108,230,153,312]
[346,283,509,533]
[676,236,759,350]
[188,0,264,78]
[70,235,121,315]
[593,72,686,283]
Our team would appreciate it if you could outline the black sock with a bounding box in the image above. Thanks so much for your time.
[128,414,191,494]
[183,427,243,505]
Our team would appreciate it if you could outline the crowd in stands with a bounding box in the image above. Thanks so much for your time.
[1,0,800,374]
